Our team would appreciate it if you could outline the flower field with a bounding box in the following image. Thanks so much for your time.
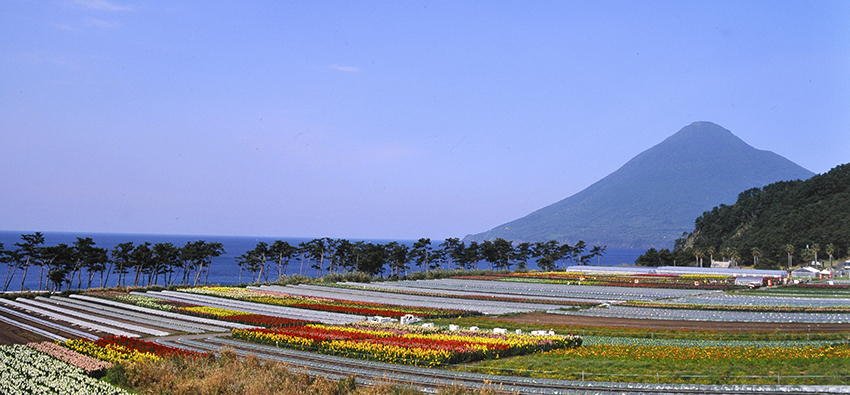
[62,335,207,364]
[27,341,112,375]
[180,305,316,327]
[91,292,315,328]
[4,275,850,390]
[182,286,475,318]
[462,341,850,385]
[0,344,129,395]
[232,322,581,367]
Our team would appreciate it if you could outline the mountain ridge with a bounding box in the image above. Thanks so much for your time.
[464,122,815,249]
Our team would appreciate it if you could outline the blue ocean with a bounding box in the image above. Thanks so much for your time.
[0,231,643,292]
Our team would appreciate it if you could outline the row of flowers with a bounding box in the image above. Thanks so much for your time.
[62,336,207,364]
[179,305,315,327]
[27,341,112,375]
[454,273,741,290]
[89,292,315,328]
[790,283,850,290]
[182,286,476,318]
[0,344,129,395]
[547,343,850,361]
[232,323,582,367]
[621,301,850,313]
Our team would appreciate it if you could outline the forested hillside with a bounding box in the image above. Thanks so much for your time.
[665,163,850,269]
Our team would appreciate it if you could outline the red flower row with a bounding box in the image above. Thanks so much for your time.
[96,336,207,358]
[182,310,314,328]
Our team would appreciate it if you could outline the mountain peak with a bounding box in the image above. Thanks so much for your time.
[668,121,733,143]
[465,122,815,249]
[655,121,749,153]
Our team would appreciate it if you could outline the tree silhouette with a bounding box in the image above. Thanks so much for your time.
[784,244,795,269]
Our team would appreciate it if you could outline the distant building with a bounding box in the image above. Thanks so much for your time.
[710,260,737,269]
[791,266,830,279]
[565,265,787,280]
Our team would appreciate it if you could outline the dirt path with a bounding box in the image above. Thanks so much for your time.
[0,321,53,345]
[0,308,109,345]
[493,312,850,333]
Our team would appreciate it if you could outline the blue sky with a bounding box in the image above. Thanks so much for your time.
[2,0,848,240]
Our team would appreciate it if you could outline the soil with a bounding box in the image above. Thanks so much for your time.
[0,321,53,345]
[492,312,850,333]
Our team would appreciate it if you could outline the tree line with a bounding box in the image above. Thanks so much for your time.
[1,232,224,292]
[235,237,606,283]
[1,233,606,292]
[635,242,843,271]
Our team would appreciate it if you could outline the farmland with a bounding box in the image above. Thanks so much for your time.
[1,271,850,394]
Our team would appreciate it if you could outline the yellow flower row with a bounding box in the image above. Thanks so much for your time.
[62,339,160,364]
[181,306,254,317]
[304,324,397,338]
[323,339,454,367]
[232,328,317,349]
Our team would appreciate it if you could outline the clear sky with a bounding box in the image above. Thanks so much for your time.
[2,0,848,241]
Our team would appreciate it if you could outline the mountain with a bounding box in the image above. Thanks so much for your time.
[464,121,815,249]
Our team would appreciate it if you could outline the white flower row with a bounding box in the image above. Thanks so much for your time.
[70,294,254,330]
[4,298,142,338]
[0,344,129,395]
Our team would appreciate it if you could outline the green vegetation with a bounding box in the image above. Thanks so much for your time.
[636,163,850,269]
[736,283,850,298]
[429,316,849,342]
[438,315,850,385]
[453,343,850,385]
